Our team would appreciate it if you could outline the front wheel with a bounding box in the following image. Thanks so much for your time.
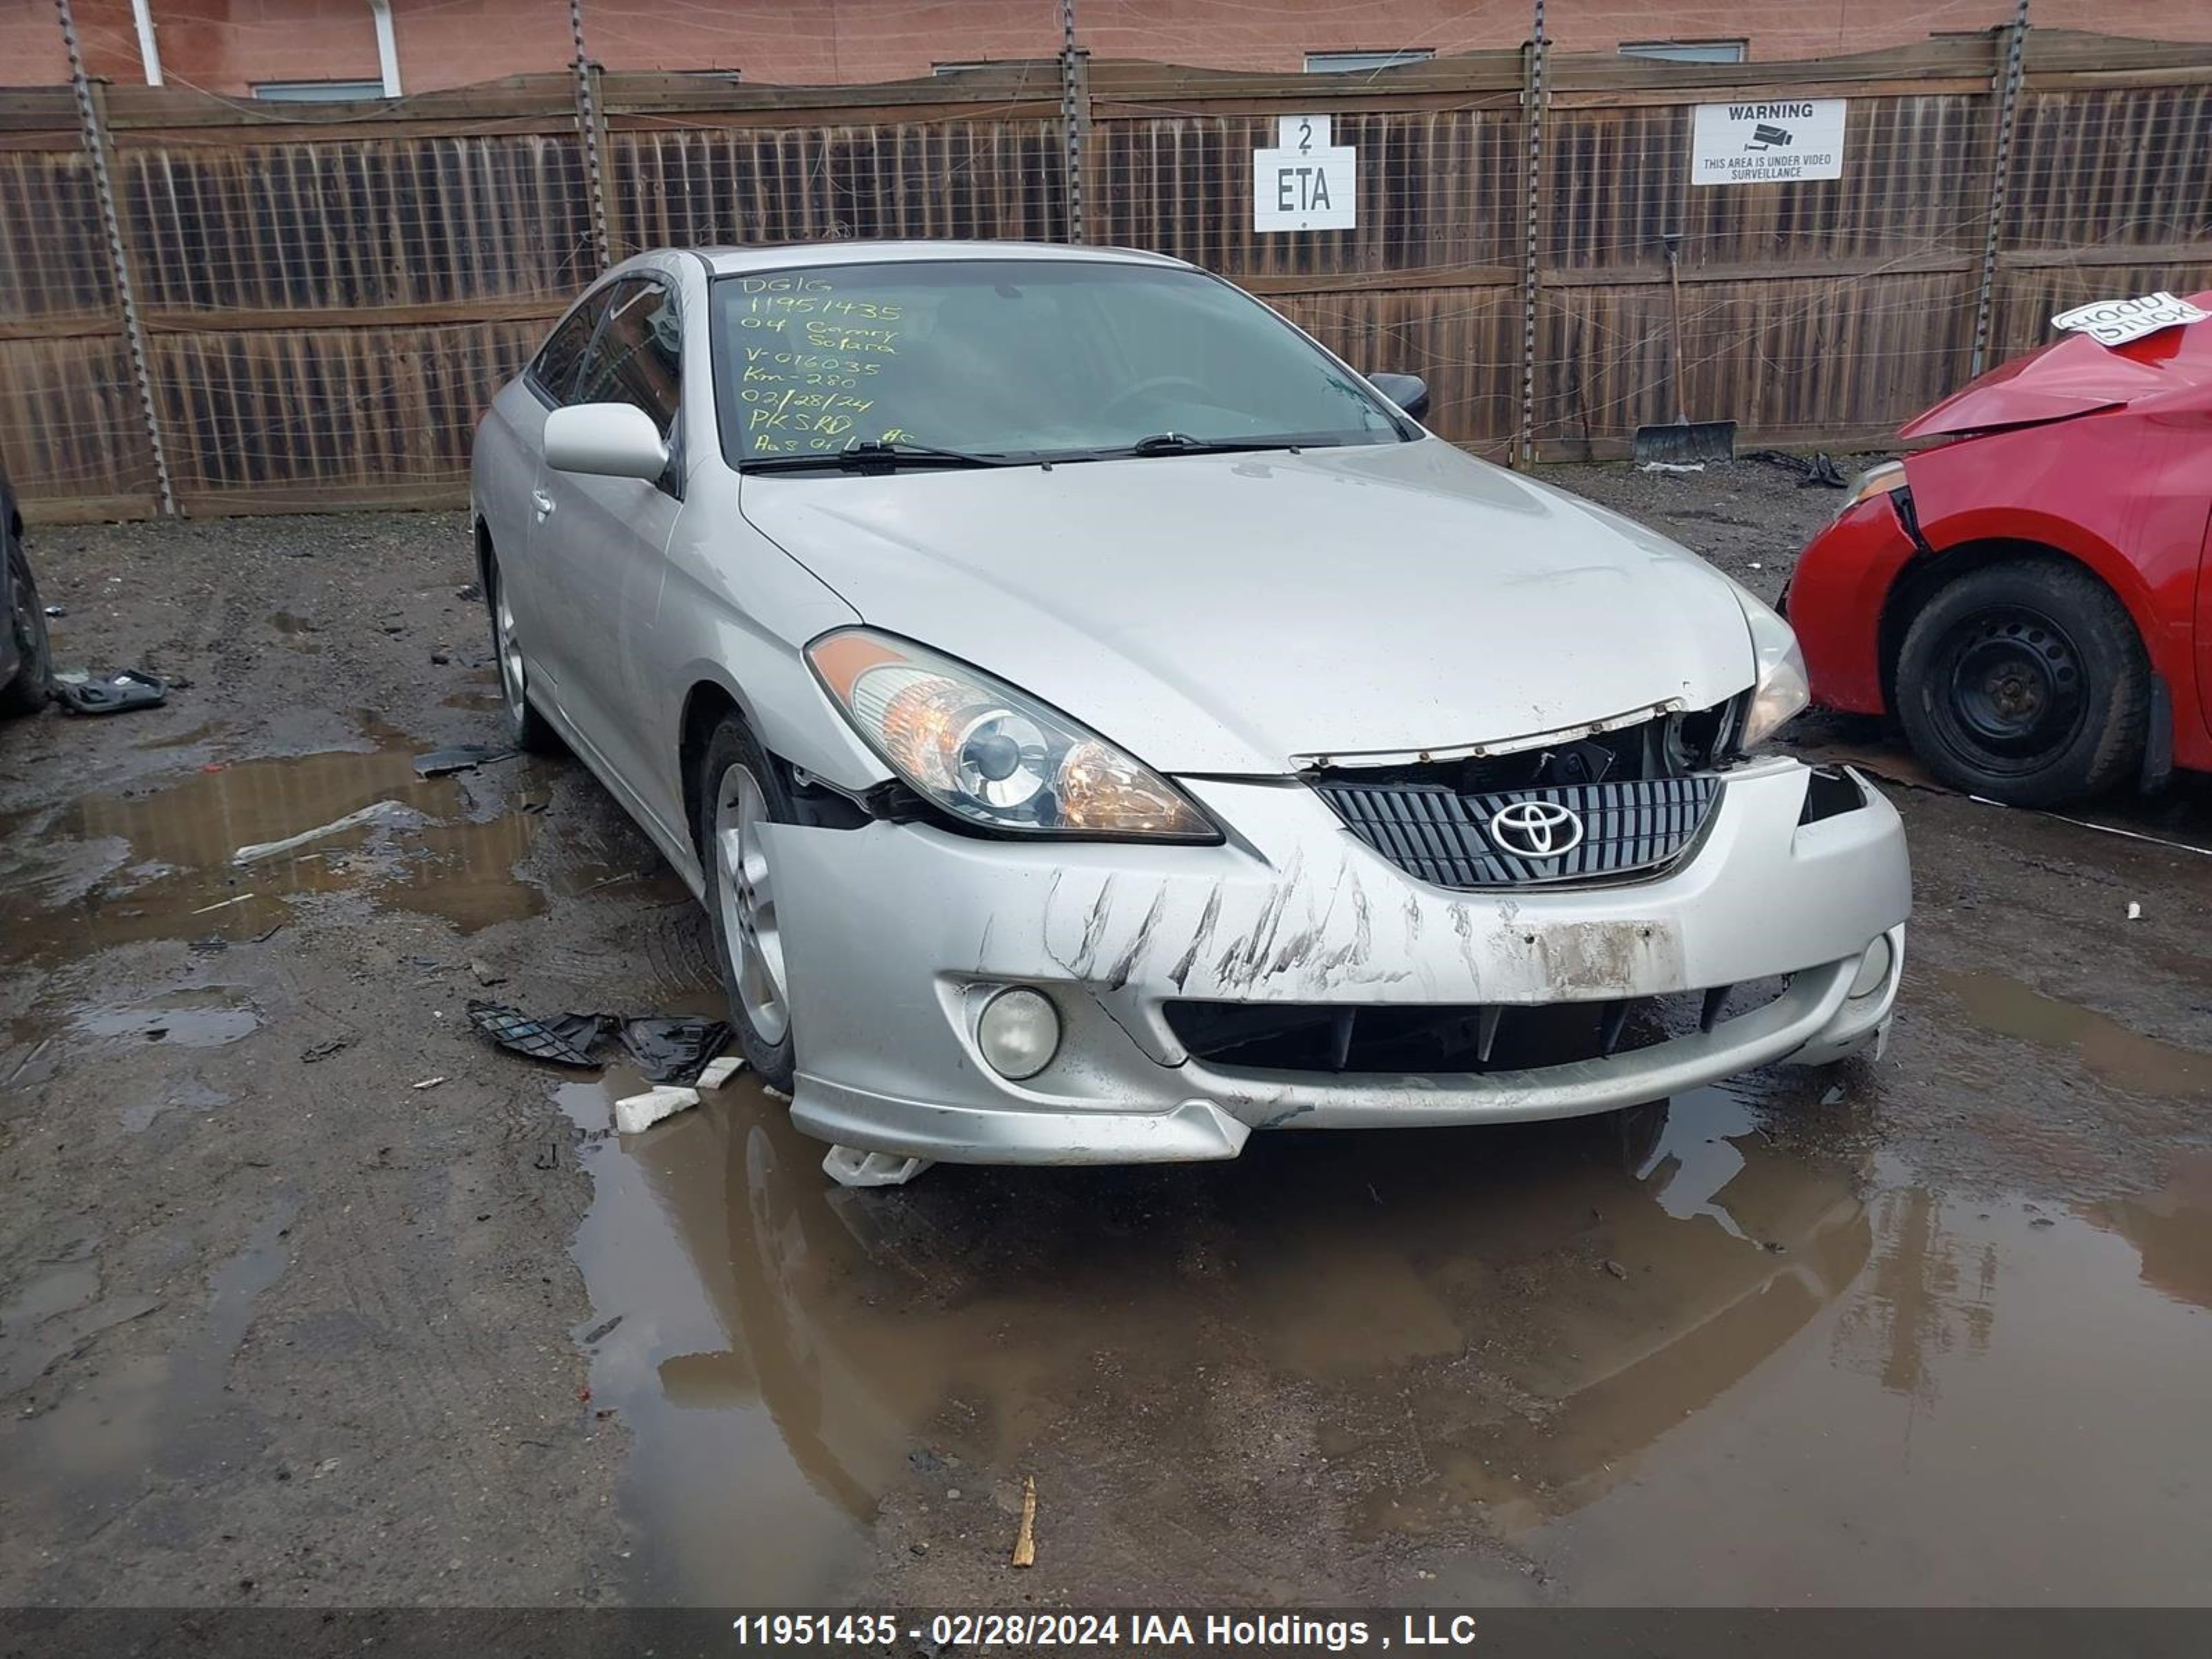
[696,715,798,1092]
[1895,558,2148,807]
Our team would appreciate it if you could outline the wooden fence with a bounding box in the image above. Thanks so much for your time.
[1,28,2206,521]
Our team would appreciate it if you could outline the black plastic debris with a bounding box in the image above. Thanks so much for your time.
[414,743,514,778]
[53,668,167,715]
[1799,451,1849,489]
[466,1001,730,1083]
[467,1002,611,1068]
[620,1018,733,1085]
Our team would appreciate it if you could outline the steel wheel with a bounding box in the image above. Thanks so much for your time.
[713,762,789,1045]
[1937,604,2088,769]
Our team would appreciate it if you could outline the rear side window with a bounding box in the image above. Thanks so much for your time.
[574,279,683,437]
[529,288,610,404]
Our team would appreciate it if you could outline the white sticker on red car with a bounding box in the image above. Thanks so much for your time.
[2050,291,2210,348]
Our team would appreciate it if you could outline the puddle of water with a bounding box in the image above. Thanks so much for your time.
[73,988,261,1049]
[558,1074,2212,1604]
[1942,969,2209,1097]
[0,720,635,964]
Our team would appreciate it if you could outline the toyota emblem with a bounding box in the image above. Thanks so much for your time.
[1489,798,1584,859]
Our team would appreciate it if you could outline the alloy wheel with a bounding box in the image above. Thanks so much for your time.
[713,762,790,1045]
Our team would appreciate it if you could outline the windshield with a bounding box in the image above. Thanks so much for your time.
[709,259,1411,467]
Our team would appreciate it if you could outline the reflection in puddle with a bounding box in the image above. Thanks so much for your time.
[73,988,262,1049]
[2084,1154,2212,1312]
[560,1073,2212,1604]
[0,720,668,964]
[1942,969,2209,1096]
[558,1081,1871,1600]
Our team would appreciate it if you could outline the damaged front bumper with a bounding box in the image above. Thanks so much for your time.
[762,754,1909,1176]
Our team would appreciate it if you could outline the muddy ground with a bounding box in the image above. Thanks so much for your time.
[1,460,2208,1616]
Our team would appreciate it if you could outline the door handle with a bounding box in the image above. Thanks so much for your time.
[532,489,555,520]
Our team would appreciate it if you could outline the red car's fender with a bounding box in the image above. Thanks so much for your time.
[1792,417,2212,774]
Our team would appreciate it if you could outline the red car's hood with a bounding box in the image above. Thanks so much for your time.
[1900,289,2212,440]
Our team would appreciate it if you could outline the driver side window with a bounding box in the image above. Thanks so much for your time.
[573,278,682,438]
[527,288,611,406]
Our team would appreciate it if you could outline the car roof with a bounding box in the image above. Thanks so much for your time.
[692,240,1191,277]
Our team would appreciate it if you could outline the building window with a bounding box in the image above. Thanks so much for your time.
[1304,49,1436,73]
[1618,40,1749,64]
[251,79,389,101]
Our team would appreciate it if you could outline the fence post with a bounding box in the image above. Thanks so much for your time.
[1969,1,2030,377]
[55,0,175,517]
[1059,0,1087,243]
[570,0,612,270]
[1515,0,1550,468]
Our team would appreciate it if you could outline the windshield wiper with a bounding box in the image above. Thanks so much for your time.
[1120,433,1318,458]
[740,439,1012,474]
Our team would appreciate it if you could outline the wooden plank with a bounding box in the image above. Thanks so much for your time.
[20,492,162,525]
[1239,264,1519,297]
[175,481,471,516]
[138,298,569,334]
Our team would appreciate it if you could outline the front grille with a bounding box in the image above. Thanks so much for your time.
[1313,775,1721,890]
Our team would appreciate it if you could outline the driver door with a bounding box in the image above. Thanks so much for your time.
[536,274,686,803]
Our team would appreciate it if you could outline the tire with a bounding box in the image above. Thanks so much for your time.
[0,526,52,718]
[1895,557,2148,807]
[482,545,563,755]
[695,714,798,1091]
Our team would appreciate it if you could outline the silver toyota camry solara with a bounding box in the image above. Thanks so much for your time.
[470,240,1909,1186]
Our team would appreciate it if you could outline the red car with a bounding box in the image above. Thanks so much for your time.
[1788,295,2212,805]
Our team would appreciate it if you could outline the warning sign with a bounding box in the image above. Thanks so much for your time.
[1690,99,1847,185]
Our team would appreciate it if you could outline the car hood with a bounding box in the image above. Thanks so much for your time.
[1900,290,2212,440]
[740,440,1756,776]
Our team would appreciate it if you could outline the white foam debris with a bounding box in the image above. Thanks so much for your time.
[614,1085,700,1134]
[697,1056,745,1089]
[231,800,424,865]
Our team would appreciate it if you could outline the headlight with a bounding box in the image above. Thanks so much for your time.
[1835,460,1908,522]
[1736,590,1810,749]
[807,629,1217,841]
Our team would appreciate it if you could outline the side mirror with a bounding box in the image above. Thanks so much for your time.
[545,402,669,481]
[1367,372,1431,423]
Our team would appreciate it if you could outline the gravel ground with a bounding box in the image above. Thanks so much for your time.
[1,460,2208,1627]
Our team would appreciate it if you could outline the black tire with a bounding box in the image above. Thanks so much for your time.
[482,545,563,755]
[1895,557,2148,807]
[0,526,52,718]
[695,714,798,1092]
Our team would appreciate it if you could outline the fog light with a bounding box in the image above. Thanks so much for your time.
[1848,935,1893,999]
[977,987,1060,1080]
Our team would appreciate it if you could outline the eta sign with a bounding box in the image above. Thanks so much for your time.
[1254,114,1357,232]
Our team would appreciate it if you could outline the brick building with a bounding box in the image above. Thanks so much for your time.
[6,0,2206,96]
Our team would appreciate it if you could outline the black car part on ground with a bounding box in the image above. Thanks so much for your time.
[467,1002,731,1085]
[53,668,167,715]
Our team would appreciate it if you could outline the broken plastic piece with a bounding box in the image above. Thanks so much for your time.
[467,1001,612,1068]
[615,1085,700,1134]
[619,1018,732,1085]
[1011,1473,1038,1568]
[413,743,514,778]
[232,800,423,865]
[697,1056,745,1089]
[823,1145,934,1188]
[53,667,167,715]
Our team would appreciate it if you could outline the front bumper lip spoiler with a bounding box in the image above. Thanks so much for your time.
[789,953,1867,1167]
